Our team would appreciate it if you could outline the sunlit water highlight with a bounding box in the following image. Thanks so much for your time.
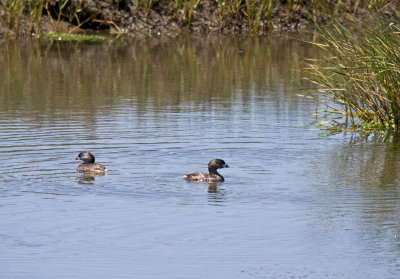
[1,35,400,278]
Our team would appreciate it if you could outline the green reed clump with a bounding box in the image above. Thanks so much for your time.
[1,0,25,36]
[168,0,200,26]
[306,15,400,134]
[29,0,45,33]
[245,0,273,33]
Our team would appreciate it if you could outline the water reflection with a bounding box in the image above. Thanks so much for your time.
[207,182,226,206]
[0,34,321,119]
[308,140,400,257]
[207,182,220,193]
[77,173,105,185]
[324,142,400,189]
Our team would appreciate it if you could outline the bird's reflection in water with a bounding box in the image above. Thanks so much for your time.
[207,182,226,206]
[77,172,106,185]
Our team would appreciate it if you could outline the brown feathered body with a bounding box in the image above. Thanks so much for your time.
[184,159,229,183]
[76,151,108,174]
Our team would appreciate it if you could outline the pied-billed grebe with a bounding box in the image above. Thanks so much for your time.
[76,151,108,174]
[184,159,229,182]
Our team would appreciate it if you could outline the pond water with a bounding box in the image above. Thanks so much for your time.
[1,35,400,279]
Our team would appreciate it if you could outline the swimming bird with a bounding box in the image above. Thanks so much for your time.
[183,159,229,182]
[76,151,108,174]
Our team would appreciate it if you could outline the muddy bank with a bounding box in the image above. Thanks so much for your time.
[0,0,394,38]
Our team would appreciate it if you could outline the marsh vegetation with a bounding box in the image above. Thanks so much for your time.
[0,0,395,37]
[307,11,400,136]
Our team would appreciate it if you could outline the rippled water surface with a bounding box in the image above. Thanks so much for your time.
[1,35,400,278]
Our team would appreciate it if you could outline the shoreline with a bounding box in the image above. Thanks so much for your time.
[0,1,384,39]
